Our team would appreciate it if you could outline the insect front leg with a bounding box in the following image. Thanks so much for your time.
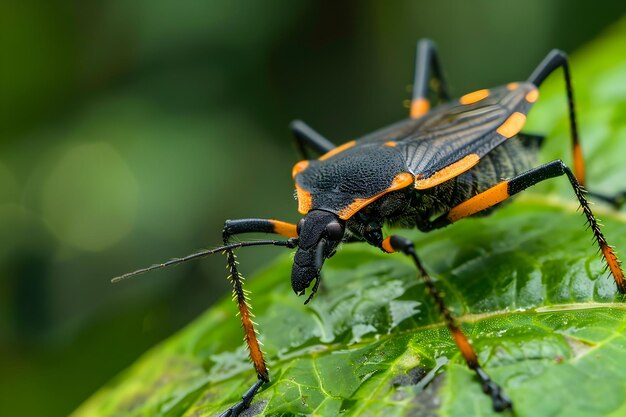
[529,50,626,209]
[220,218,299,416]
[223,218,299,243]
[382,235,512,412]
[289,119,336,160]
[410,39,450,118]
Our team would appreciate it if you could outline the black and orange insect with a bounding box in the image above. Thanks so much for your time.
[114,40,626,415]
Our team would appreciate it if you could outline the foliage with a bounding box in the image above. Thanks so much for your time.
[74,18,626,417]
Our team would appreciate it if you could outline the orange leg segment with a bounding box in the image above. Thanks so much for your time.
[528,50,587,186]
[385,235,512,412]
[434,160,625,293]
[220,218,300,416]
[410,39,449,119]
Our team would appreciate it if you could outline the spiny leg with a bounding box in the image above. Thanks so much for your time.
[220,219,299,416]
[430,160,625,292]
[383,235,512,412]
[290,119,336,160]
[219,249,268,417]
[219,380,264,417]
[528,49,625,209]
[410,39,450,118]
[110,218,298,416]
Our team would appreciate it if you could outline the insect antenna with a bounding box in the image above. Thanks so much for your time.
[111,238,298,283]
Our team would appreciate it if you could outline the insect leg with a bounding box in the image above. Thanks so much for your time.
[290,119,336,160]
[223,218,298,240]
[431,160,626,292]
[529,51,626,208]
[410,39,450,119]
[592,190,626,210]
[528,50,586,184]
[219,380,264,417]
[383,235,512,412]
[220,218,298,416]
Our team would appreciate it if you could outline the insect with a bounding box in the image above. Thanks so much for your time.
[113,40,626,415]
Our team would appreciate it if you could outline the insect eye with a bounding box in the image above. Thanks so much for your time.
[297,218,305,235]
[325,222,344,240]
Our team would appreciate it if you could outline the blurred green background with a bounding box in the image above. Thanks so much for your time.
[1,1,625,415]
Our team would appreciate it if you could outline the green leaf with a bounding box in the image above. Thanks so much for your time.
[74,18,626,417]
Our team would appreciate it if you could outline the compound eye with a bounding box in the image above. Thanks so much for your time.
[297,218,305,235]
[325,222,344,240]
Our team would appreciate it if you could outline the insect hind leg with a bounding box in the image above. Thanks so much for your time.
[528,50,626,209]
[529,49,586,187]
[432,160,626,293]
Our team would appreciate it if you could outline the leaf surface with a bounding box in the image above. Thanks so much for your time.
[74,18,626,417]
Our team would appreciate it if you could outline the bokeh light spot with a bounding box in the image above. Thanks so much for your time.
[41,143,138,252]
